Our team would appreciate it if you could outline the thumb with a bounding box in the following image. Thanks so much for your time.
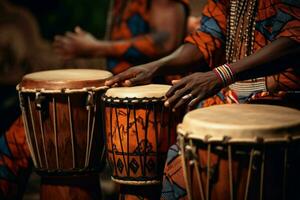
[171,79,181,85]
[125,74,149,86]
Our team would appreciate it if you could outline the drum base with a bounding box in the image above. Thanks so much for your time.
[40,175,101,200]
[111,177,161,185]
[119,184,161,200]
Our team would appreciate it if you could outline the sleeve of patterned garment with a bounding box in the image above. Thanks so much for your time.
[255,0,300,44]
[185,0,228,68]
[0,117,32,199]
[109,0,189,61]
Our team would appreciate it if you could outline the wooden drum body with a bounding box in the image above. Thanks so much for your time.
[103,85,180,186]
[17,69,112,200]
[178,104,300,200]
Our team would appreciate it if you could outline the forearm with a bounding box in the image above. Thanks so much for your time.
[230,37,300,80]
[94,0,187,59]
[91,33,173,58]
[151,43,209,76]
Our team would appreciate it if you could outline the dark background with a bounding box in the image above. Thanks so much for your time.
[0,0,110,134]
[0,1,206,199]
[10,0,110,39]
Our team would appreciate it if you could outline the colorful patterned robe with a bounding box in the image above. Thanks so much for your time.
[161,0,300,199]
[107,0,189,74]
[0,0,190,198]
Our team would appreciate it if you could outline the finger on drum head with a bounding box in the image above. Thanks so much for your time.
[127,75,146,86]
[166,81,185,97]
[166,86,190,108]
[124,80,132,86]
[171,79,180,85]
[105,75,121,86]
[173,97,189,112]
[188,96,201,110]
[112,83,119,87]
[189,92,207,109]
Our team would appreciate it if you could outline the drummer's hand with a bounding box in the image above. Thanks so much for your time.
[105,63,156,87]
[165,71,222,111]
[171,79,181,85]
[53,26,99,59]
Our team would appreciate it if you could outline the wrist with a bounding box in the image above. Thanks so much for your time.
[212,63,236,87]
[90,41,112,57]
[151,59,165,76]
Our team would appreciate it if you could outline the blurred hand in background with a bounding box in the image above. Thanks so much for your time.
[54,26,101,60]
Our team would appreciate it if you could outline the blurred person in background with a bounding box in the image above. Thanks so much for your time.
[0,0,191,199]
[54,0,191,199]
[54,0,190,75]
[0,1,67,199]
[0,0,106,133]
[0,0,64,133]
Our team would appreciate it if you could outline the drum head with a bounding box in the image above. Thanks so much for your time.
[18,69,112,90]
[105,84,171,99]
[178,104,300,143]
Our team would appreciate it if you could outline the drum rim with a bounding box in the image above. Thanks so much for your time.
[17,69,112,91]
[178,104,300,144]
[34,166,104,176]
[104,84,171,99]
[177,125,300,143]
[17,84,109,93]
[111,176,161,185]
[102,95,166,103]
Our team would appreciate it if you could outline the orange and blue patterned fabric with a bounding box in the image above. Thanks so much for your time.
[0,117,32,199]
[161,88,236,200]
[161,89,300,200]
[0,1,190,198]
[161,0,300,199]
[107,0,189,74]
[185,0,300,92]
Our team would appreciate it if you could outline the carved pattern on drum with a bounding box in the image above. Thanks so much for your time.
[134,139,154,154]
[117,158,124,173]
[129,158,139,174]
[146,158,155,172]
[103,96,180,184]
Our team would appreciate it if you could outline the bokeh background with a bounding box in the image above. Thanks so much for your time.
[10,0,109,39]
[1,1,112,199]
[0,0,206,199]
[0,0,110,135]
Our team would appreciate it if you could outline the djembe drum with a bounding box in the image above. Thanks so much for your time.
[102,84,180,199]
[17,69,112,200]
[178,104,300,200]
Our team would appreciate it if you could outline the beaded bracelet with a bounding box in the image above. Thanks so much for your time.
[213,64,235,87]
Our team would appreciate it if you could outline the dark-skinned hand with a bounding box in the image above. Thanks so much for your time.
[53,26,100,60]
[105,62,158,87]
[165,71,222,111]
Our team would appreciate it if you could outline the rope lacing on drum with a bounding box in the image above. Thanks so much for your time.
[102,95,165,104]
